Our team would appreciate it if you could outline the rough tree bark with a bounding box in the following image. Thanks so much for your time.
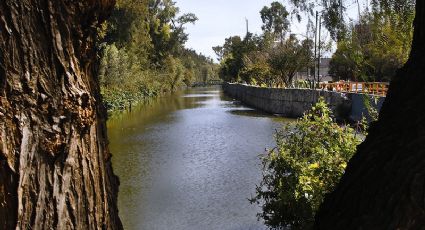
[0,0,122,229]
[315,1,425,229]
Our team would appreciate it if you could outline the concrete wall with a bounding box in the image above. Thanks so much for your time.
[347,93,385,121]
[222,83,385,121]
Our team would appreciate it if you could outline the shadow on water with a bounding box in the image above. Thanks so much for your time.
[228,109,272,118]
[108,86,292,230]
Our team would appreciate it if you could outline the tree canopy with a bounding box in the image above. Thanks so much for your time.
[260,2,290,41]
[286,0,415,40]
[329,1,414,81]
[99,0,218,110]
[215,2,315,87]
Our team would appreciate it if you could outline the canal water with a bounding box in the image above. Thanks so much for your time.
[108,86,291,230]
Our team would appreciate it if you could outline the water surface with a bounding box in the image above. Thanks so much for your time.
[108,86,291,230]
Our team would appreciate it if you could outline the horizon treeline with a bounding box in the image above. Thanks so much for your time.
[214,1,414,87]
[214,2,316,88]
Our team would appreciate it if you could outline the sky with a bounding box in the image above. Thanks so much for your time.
[175,0,368,61]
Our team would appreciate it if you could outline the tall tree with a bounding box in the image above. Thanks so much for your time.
[147,0,198,66]
[268,35,313,87]
[329,8,414,82]
[260,2,290,41]
[0,0,122,229]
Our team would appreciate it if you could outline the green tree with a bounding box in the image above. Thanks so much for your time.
[260,2,290,41]
[163,56,185,91]
[148,0,198,66]
[329,10,414,82]
[268,35,314,87]
[250,99,361,229]
[216,34,260,82]
[216,3,314,86]
[180,49,218,84]
[98,0,217,110]
[241,51,273,86]
[328,39,364,81]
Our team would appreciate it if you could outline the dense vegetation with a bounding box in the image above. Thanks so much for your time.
[216,1,414,87]
[329,3,414,82]
[251,99,361,229]
[214,2,317,88]
[98,0,219,111]
[250,1,418,229]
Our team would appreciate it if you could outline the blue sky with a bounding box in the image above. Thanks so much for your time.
[175,0,368,60]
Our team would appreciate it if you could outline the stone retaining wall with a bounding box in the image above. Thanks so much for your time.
[222,83,385,121]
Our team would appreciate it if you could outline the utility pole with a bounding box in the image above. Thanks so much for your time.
[306,28,310,81]
[357,0,363,45]
[317,15,322,85]
[313,11,318,89]
[356,0,361,22]
[245,18,249,35]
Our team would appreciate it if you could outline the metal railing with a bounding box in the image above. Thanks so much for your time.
[318,81,389,96]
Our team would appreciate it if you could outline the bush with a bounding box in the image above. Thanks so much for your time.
[250,98,361,229]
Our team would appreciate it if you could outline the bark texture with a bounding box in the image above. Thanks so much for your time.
[0,0,122,229]
[315,1,425,229]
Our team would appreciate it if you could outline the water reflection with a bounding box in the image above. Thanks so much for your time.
[108,86,291,230]
[227,109,272,118]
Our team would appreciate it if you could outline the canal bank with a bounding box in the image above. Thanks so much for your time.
[223,83,385,121]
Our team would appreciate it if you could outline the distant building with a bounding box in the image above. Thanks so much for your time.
[295,57,332,82]
[318,58,331,79]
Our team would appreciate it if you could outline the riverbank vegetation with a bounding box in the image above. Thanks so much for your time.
[329,2,414,82]
[216,1,414,88]
[98,0,219,111]
[251,0,418,229]
[214,2,318,88]
[251,99,362,229]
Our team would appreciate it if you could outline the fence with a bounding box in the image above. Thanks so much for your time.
[319,82,389,96]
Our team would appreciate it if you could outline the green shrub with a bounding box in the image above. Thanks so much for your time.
[250,98,362,229]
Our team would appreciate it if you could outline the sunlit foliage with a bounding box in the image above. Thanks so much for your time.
[250,99,361,229]
[329,6,414,81]
[215,2,315,87]
[98,0,218,110]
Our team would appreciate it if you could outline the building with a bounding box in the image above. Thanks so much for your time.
[295,57,332,82]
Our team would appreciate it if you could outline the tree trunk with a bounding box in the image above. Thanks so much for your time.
[315,1,425,229]
[0,0,122,229]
